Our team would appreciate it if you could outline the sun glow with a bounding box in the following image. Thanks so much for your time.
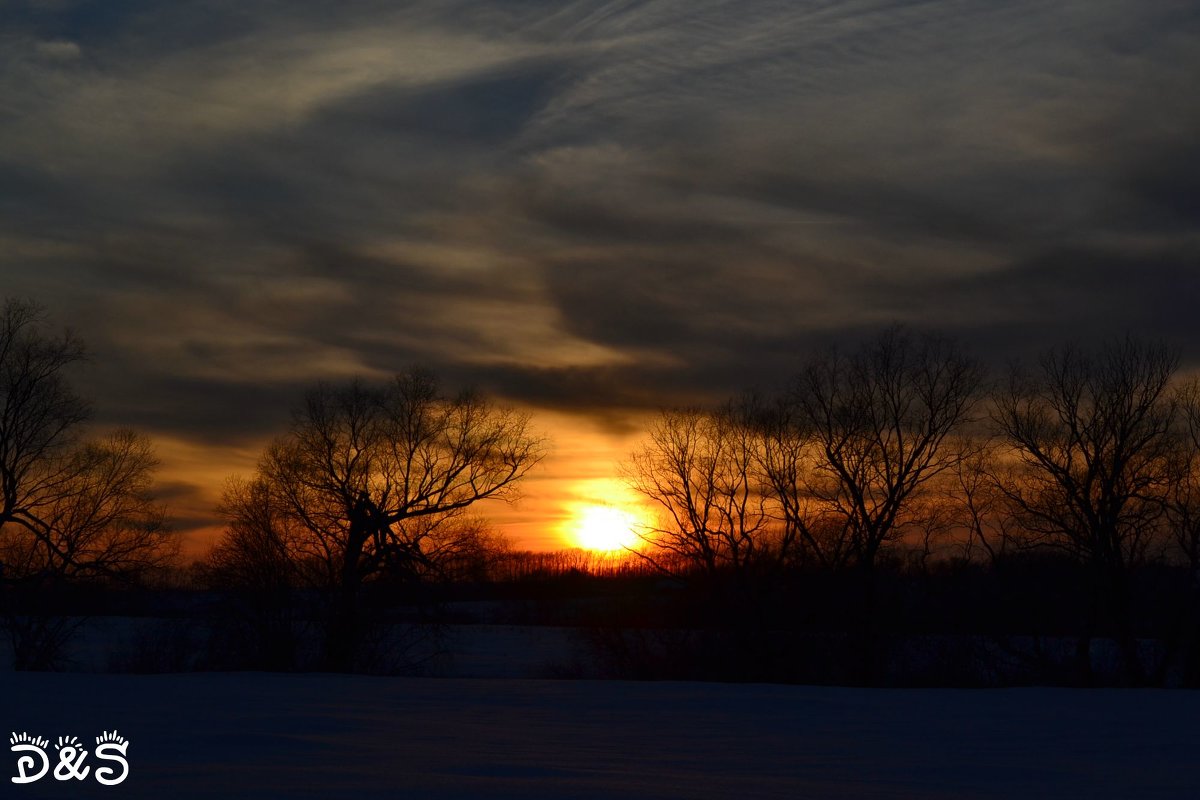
[560,478,650,552]
[572,504,641,552]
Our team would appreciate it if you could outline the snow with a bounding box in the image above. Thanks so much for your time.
[437,625,586,678]
[0,618,589,676]
[2,672,1197,799]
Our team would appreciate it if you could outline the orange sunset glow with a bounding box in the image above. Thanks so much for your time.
[560,479,651,552]
[153,409,659,558]
[5,1,1194,566]
[480,413,657,553]
[4,3,1200,796]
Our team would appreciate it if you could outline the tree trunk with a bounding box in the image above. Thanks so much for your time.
[323,519,369,672]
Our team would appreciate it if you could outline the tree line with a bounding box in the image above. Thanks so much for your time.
[2,298,1199,683]
[626,327,1200,683]
[0,299,546,669]
[631,328,1200,574]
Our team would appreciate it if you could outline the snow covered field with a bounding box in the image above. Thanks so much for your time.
[4,672,1198,799]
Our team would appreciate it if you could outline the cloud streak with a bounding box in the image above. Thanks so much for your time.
[2,0,1197,547]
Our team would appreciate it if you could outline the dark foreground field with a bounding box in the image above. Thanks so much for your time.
[4,672,1198,799]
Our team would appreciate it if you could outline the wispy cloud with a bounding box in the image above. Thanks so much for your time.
[2,0,1197,545]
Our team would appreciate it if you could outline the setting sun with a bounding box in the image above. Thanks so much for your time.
[572,504,641,552]
[557,478,651,552]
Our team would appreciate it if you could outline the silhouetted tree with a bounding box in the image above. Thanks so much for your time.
[949,438,1018,564]
[0,299,172,668]
[0,299,88,536]
[1168,380,1200,575]
[763,326,982,572]
[627,404,777,577]
[1164,379,1200,685]
[221,369,545,670]
[490,547,654,582]
[203,476,306,669]
[991,336,1179,683]
[403,515,512,585]
[1,430,168,578]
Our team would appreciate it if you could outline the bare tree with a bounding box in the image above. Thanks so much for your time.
[220,369,545,670]
[2,430,169,578]
[402,515,513,585]
[209,477,301,592]
[202,476,306,669]
[991,336,1180,683]
[0,299,173,668]
[763,327,982,573]
[1166,379,1200,686]
[949,438,1018,564]
[627,404,777,577]
[1168,380,1200,575]
[0,299,89,538]
[992,338,1177,569]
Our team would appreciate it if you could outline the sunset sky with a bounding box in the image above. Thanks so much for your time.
[2,0,1198,554]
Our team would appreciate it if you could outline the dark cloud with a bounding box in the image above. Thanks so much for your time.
[320,61,568,146]
[82,370,302,445]
[1118,144,1200,231]
[936,246,1200,357]
[1,0,1198,545]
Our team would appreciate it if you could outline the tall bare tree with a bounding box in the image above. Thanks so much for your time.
[0,299,172,668]
[948,438,1018,564]
[992,338,1178,570]
[991,336,1180,683]
[221,369,545,670]
[763,327,982,572]
[2,430,168,578]
[1166,379,1200,685]
[0,299,89,537]
[627,404,777,577]
[1168,379,1200,575]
